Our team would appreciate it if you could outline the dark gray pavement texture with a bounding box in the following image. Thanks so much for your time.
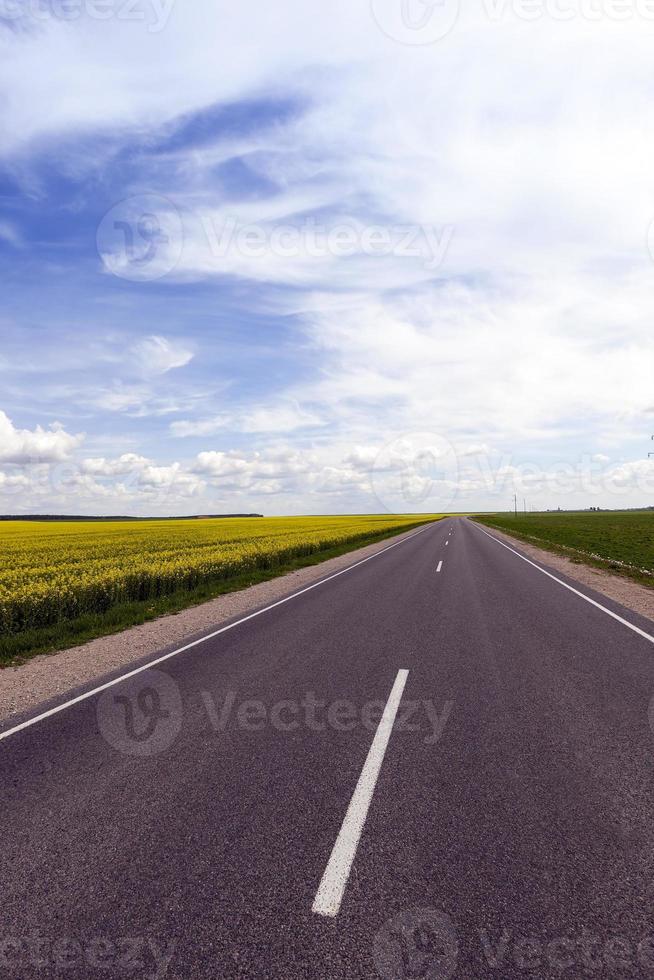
[3,517,654,979]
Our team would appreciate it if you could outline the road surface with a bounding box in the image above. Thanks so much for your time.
[3,517,654,979]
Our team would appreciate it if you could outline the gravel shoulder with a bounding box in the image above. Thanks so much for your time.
[474,520,654,624]
[0,525,426,725]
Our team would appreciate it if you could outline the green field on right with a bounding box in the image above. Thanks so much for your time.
[474,510,654,583]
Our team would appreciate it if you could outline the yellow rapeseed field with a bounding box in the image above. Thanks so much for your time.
[0,514,441,636]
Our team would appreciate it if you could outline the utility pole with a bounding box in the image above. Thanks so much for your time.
[649,435,654,458]
[514,493,518,517]
[523,498,526,514]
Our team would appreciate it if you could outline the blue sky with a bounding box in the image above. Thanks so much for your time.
[1,0,654,514]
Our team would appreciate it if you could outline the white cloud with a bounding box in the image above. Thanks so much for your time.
[605,457,654,489]
[194,448,314,482]
[171,403,325,437]
[81,453,205,498]
[288,273,654,446]
[0,220,22,247]
[4,5,654,513]
[131,335,193,376]
[343,446,380,470]
[0,410,83,463]
[93,386,150,413]
[0,1,371,154]
[82,453,150,476]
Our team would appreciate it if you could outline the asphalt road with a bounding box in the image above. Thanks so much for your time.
[3,517,654,979]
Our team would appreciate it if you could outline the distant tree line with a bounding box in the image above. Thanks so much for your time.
[0,514,264,522]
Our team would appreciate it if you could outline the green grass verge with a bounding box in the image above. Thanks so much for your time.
[0,520,436,667]
[473,511,654,589]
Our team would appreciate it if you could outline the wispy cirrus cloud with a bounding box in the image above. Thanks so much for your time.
[171,403,325,437]
[130,335,193,376]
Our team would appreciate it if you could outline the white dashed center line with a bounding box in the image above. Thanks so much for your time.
[312,669,409,918]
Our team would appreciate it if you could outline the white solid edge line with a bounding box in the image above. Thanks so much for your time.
[0,525,434,744]
[472,522,654,645]
[437,561,443,572]
[312,668,409,918]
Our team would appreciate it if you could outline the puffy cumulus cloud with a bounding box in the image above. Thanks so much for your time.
[0,410,83,463]
[309,464,371,495]
[0,470,31,491]
[194,451,255,479]
[342,446,381,471]
[0,463,112,511]
[137,461,204,495]
[82,453,150,476]
[193,448,315,486]
[190,445,390,502]
[2,431,654,515]
[0,454,206,515]
[191,442,455,506]
[81,453,205,497]
[68,443,654,515]
[605,458,654,491]
[430,453,654,507]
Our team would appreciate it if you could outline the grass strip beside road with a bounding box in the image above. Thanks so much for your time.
[473,511,654,589]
